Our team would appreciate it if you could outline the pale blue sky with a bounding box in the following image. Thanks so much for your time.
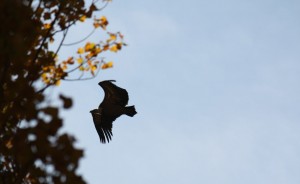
[53,0,300,183]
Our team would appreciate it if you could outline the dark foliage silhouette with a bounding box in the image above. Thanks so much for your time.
[0,0,125,183]
[90,80,137,143]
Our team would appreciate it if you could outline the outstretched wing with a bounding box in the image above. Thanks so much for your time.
[90,109,113,143]
[99,80,129,107]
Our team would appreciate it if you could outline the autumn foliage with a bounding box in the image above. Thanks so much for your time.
[0,0,124,183]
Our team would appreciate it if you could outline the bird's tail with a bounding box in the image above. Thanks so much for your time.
[125,106,137,117]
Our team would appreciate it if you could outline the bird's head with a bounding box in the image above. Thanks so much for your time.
[98,80,116,87]
[90,109,98,113]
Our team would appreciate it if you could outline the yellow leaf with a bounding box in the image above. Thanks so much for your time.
[77,57,83,64]
[79,15,86,22]
[91,65,97,76]
[91,65,97,72]
[44,23,51,29]
[93,22,100,28]
[84,42,95,52]
[94,16,109,30]
[44,79,51,84]
[77,47,84,54]
[85,52,94,59]
[116,43,122,49]
[108,34,117,42]
[41,73,47,79]
[66,57,74,64]
[100,16,107,23]
[42,66,48,71]
[100,24,108,30]
[94,47,101,55]
[87,60,92,66]
[41,72,51,84]
[79,66,85,71]
[103,44,109,51]
[110,45,118,52]
[101,61,113,69]
[55,80,61,86]
[62,64,67,70]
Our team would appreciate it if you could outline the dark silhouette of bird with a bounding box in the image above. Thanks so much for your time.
[90,80,137,143]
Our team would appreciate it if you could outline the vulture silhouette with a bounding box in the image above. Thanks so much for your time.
[90,80,137,143]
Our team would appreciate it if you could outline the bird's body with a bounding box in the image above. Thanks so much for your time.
[90,80,137,143]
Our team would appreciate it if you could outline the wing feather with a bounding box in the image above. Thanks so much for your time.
[90,109,113,143]
[99,81,129,106]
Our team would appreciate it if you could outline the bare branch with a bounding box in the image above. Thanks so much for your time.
[36,83,52,93]
[62,28,96,46]
[52,20,77,34]
[97,1,109,11]
[92,0,109,11]
[54,29,69,56]
[63,68,101,81]
[66,62,85,74]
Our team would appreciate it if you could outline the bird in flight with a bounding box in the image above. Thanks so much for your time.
[90,80,137,143]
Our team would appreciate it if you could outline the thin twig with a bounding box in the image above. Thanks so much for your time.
[63,63,102,81]
[52,0,110,47]
[63,72,100,81]
[78,72,85,79]
[52,20,76,34]
[96,1,109,11]
[54,29,69,56]
[63,76,96,81]
[62,28,96,46]
[66,62,85,74]
[36,83,52,93]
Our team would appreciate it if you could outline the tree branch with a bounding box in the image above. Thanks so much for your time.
[36,83,52,93]
[62,28,96,46]
[63,68,101,81]
[52,20,76,35]
[96,1,109,11]
[54,29,69,57]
